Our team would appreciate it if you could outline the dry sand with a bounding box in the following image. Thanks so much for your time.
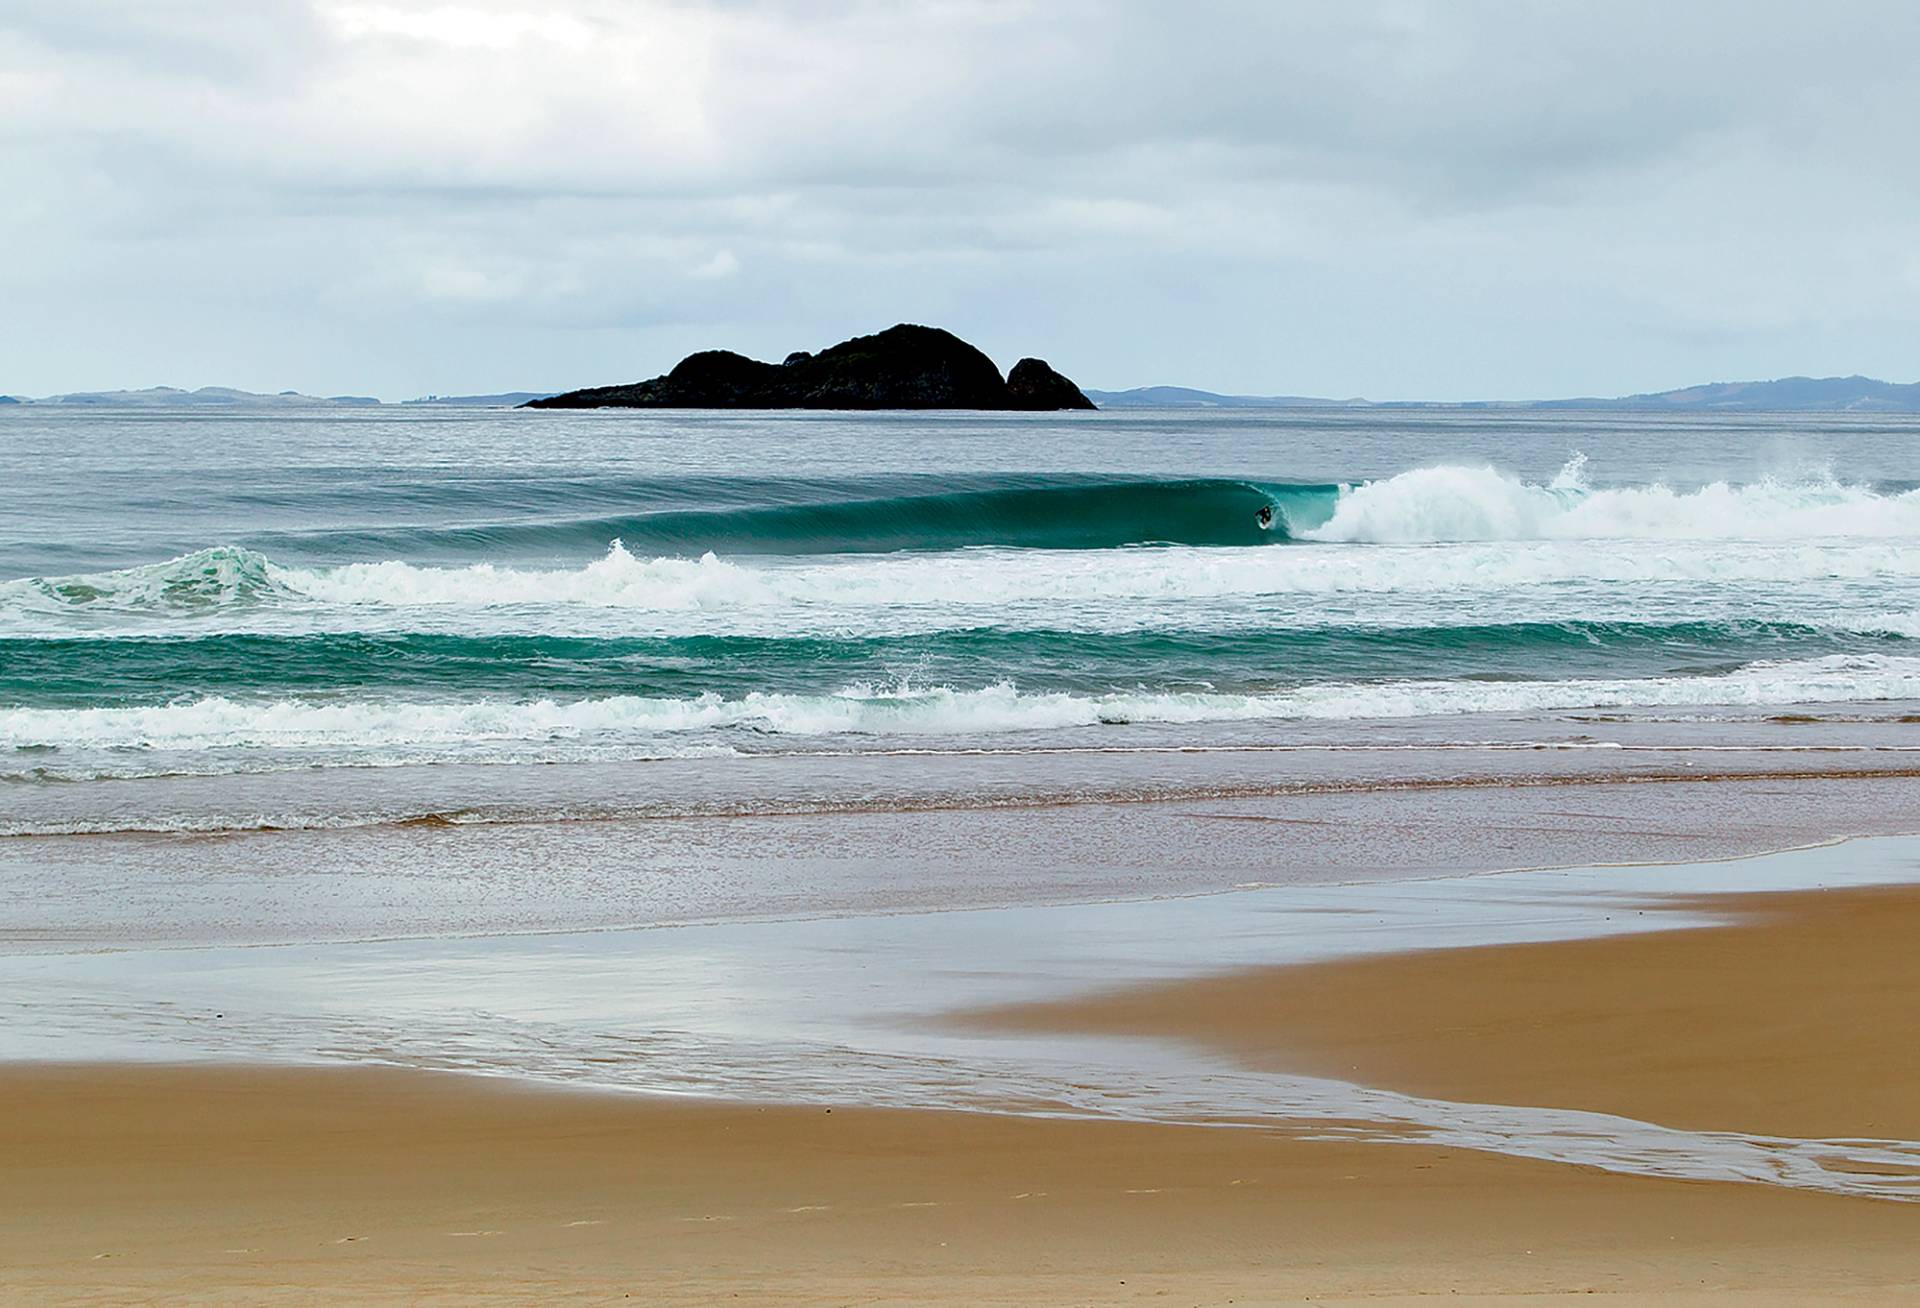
[4,883,1919,1305]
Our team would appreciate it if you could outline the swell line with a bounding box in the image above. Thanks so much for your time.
[0,620,1905,705]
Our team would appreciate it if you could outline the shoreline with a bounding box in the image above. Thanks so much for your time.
[17,741,1920,840]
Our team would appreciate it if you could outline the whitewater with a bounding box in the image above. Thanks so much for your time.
[8,652,1920,776]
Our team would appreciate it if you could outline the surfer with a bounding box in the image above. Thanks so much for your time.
[1256,504,1274,530]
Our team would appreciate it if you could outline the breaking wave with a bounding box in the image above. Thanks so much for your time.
[12,523,1920,642]
[251,476,1317,557]
[8,654,1920,776]
[1305,456,1920,543]
[6,461,1919,625]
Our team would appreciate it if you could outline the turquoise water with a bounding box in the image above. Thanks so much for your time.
[4,405,1920,823]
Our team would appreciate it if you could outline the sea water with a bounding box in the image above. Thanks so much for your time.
[4,405,1920,834]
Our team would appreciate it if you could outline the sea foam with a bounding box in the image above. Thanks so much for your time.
[8,654,1920,770]
[10,538,1920,642]
[1305,457,1920,543]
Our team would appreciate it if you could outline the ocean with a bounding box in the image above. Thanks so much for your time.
[4,404,1920,843]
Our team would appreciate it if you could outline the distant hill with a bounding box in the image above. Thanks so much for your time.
[1084,386,1365,409]
[1086,375,1920,412]
[5,387,557,408]
[1536,375,1920,412]
[401,392,557,407]
[14,386,380,408]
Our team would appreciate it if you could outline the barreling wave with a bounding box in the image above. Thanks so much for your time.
[248,476,1318,557]
[182,460,1920,559]
[11,463,1920,618]
[8,654,1920,779]
[9,463,1920,649]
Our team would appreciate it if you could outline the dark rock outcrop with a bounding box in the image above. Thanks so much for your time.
[1006,358,1097,410]
[527,324,1095,410]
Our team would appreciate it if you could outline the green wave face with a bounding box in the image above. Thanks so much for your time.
[230,477,1335,558]
[606,478,1325,552]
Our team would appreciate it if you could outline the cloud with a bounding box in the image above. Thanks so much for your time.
[4,1,1920,397]
[689,249,740,280]
[322,4,597,50]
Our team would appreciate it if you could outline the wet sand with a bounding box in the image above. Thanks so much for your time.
[13,769,1920,951]
[6,882,1920,1304]
[4,1063,1919,1307]
[981,881,1920,1144]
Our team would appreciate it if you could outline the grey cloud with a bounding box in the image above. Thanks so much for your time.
[4,1,1920,399]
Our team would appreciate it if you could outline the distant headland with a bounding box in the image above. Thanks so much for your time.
[7,370,1920,414]
[526,324,1096,411]
[1087,374,1920,413]
[0,386,384,408]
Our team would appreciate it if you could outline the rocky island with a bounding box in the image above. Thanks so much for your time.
[526,324,1096,411]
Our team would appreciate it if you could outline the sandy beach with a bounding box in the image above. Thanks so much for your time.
[981,881,1920,1144]
[6,878,1919,1306]
[4,1066,1918,1307]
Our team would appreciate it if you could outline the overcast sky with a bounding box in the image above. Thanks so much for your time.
[5,1,1919,400]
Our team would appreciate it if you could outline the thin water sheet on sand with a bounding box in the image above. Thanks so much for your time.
[7,853,1920,1302]
[7,835,1920,1201]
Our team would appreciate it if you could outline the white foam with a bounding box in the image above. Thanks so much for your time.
[9,536,1920,643]
[287,546,782,611]
[8,655,1920,763]
[275,543,1920,628]
[1305,458,1920,544]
